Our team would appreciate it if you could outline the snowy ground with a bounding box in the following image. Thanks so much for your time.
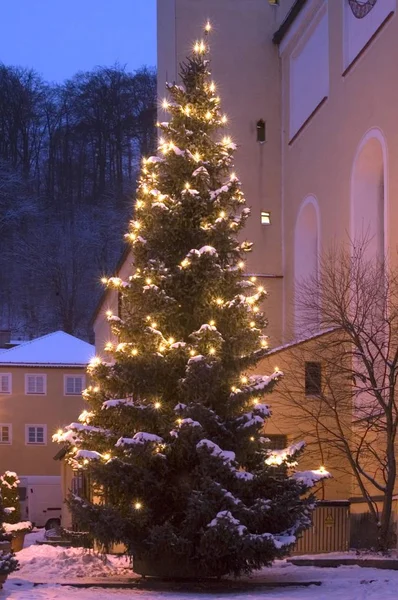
[2,530,398,599]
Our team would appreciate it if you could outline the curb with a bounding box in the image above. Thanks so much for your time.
[288,558,398,570]
[10,579,323,591]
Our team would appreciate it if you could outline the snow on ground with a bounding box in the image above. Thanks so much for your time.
[2,531,398,598]
[9,530,131,582]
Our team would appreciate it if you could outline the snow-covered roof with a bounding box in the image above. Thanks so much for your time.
[0,331,95,367]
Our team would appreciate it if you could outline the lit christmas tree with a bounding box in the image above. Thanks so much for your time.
[56,24,328,578]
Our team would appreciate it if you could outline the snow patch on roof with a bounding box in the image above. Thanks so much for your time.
[0,331,94,366]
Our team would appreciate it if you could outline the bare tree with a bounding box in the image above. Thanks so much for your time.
[279,241,398,550]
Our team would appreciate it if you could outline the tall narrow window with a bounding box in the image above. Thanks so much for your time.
[0,374,11,394]
[256,120,266,143]
[0,424,11,444]
[305,362,322,396]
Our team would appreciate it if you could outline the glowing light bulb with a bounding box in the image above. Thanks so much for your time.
[181,258,190,268]
[231,386,237,393]
[184,105,191,116]
[258,286,264,293]
[145,278,152,285]
[134,502,142,510]
[101,277,108,284]
[177,418,182,425]
[216,298,223,305]
[241,376,248,384]
[222,136,232,146]
[168,337,175,345]
[209,347,216,355]
[261,340,268,348]
[103,453,111,461]
[209,82,216,93]
[136,200,144,209]
[162,99,169,110]
[274,366,280,372]
[194,40,206,54]
[250,321,255,328]
[209,320,215,326]
[205,20,212,32]
[250,436,255,442]
[238,261,245,269]
[252,398,259,406]
[319,465,326,473]
[205,111,212,120]
[230,172,237,180]
[250,276,257,283]
[106,310,113,318]
[193,152,201,162]
[131,348,138,356]
[57,429,63,436]
[219,210,226,218]
[221,114,228,124]
[253,307,259,313]
[89,356,101,367]
[151,322,158,329]
[154,402,161,409]
[190,349,196,356]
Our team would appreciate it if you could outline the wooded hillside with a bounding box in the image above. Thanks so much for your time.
[0,63,156,340]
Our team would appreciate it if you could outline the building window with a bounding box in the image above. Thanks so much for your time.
[25,424,47,445]
[261,211,271,225]
[0,424,11,444]
[0,374,11,394]
[256,119,266,143]
[64,375,85,396]
[25,374,46,395]
[305,362,322,396]
[266,434,287,450]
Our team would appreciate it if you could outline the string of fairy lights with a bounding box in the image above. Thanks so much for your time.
[54,20,327,504]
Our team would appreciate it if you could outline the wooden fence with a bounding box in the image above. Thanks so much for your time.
[293,501,350,554]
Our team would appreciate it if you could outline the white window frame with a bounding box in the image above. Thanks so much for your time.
[64,374,85,396]
[0,424,12,444]
[0,373,12,394]
[25,424,47,445]
[25,374,47,395]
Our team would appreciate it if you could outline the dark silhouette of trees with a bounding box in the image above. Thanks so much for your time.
[0,63,156,340]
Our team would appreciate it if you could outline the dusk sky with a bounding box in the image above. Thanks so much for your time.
[0,0,157,82]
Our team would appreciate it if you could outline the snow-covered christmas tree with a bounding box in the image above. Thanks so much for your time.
[56,24,328,578]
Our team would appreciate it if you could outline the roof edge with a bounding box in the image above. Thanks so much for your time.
[273,0,308,45]
[90,246,131,327]
[0,363,89,368]
[264,327,339,357]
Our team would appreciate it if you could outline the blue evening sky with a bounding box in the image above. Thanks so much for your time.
[0,0,157,82]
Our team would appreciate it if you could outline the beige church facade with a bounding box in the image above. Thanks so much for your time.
[157,0,396,347]
[93,0,398,517]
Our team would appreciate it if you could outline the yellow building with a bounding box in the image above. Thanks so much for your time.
[0,331,93,476]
